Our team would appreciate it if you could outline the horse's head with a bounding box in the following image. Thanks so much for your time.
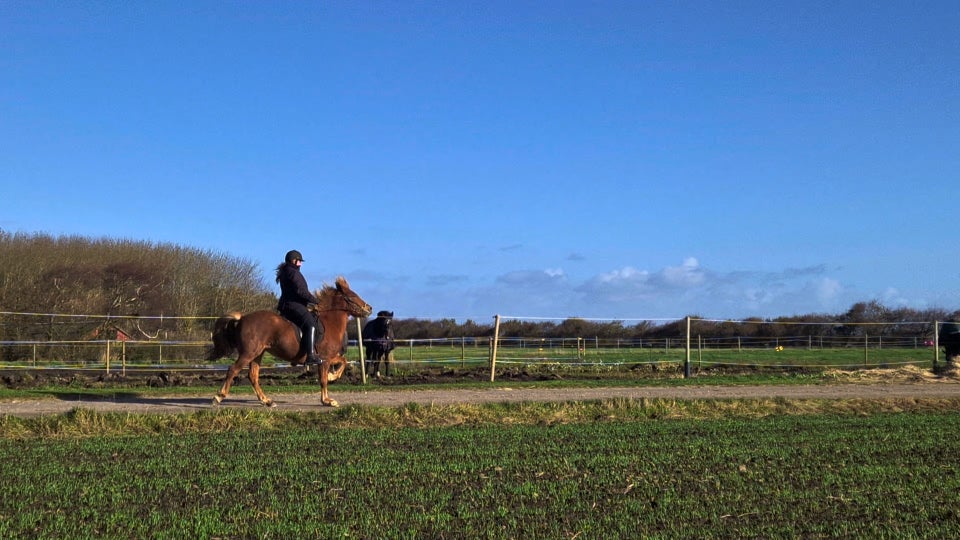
[337,276,373,318]
[312,276,372,319]
[377,311,394,331]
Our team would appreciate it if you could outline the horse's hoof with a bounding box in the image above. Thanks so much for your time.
[263,401,276,408]
[212,395,223,405]
[323,400,339,408]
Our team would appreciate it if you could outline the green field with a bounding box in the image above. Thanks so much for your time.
[2,401,958,538]
[1,338,939,373]
[373,344,938,379]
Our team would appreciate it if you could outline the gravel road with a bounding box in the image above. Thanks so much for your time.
[3,380,960,418]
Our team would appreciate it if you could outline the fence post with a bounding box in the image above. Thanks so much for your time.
[697,334,702,370]
[489,315,501,382]
[357,318,367,384]
[106,339,111,374]
[684,317,691,378]
[934,321,940,370]
[864,334,869,367]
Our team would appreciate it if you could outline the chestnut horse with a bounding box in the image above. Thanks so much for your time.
[206,276,372,407]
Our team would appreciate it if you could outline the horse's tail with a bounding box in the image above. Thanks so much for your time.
[206,312,242,361]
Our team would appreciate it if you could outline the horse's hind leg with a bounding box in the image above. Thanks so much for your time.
[326,356,348,383]
[247,357,275,407]
[214,356,251,405]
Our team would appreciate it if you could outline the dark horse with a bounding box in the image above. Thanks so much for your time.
[206,276,372,407]
[363,310,395,377]
[940,319,960,367]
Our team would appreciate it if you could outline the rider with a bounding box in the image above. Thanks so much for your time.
[275,250,322,365]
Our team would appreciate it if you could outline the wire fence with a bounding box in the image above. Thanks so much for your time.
[488,315,946,379]
[0,311,950,379]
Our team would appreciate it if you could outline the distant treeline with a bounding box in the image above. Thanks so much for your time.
[2,232,957,343]
[391,299,957,341]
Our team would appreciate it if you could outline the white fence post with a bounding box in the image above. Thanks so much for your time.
[490,315,501,382]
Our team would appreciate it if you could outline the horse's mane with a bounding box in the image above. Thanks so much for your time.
[313,276,350,312]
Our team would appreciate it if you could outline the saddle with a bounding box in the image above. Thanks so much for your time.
[279,313,324,343]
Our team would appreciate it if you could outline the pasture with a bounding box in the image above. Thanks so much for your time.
[1,394,959,538]
[394,341,938,373]
[0,339,937,380]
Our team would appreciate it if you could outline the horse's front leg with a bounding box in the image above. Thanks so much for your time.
[318,358,340,407]
[247,357,275,407]
[364,353,374,378]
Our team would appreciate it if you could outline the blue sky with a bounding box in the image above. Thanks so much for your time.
[2,1,958,321]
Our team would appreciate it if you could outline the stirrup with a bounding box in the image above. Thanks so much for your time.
[305,355,322,366]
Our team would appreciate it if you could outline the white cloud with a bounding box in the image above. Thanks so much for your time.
[658,257,706,288]
[743,288,776,306]
[496,269,568,288]
[572,258,854,318]
[816,278,842,303]
[881,287,915,307]
[597,266,649,284]
[349,258,944,320]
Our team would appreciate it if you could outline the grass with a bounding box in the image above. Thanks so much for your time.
[1,403,959,538]
[1,356,955,537]
[2,396,960,438]
[370,343,937,373]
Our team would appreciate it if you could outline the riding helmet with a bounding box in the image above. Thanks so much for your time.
[285,250,304,263]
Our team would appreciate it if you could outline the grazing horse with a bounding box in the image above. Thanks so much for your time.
[363,310,396,377]
[206,276,372,407]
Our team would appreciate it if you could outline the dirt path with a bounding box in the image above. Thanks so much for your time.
[4,379,960,417]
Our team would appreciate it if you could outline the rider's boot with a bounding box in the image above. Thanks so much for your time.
[304,326,322,365]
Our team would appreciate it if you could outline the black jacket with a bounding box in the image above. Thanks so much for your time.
[276,263,317,309]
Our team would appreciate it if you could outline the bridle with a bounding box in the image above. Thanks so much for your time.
[340,292,371,317]
[310,289,370,318]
